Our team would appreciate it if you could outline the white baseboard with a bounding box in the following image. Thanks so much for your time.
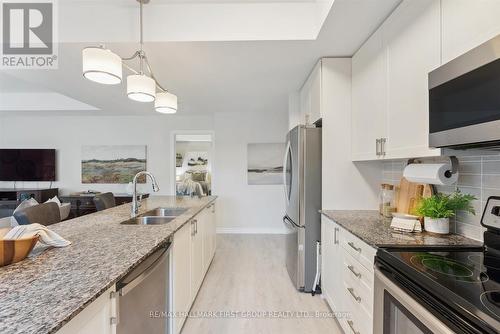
[216,227,288,234]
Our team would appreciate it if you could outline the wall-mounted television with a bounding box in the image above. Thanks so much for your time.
[0,149,56,181]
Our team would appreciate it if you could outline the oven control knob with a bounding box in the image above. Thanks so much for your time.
[491,206,500,216]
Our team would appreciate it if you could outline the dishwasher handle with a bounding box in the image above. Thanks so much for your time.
[117,242,171,296]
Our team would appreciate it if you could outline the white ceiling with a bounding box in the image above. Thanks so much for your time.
[0,0,401,116]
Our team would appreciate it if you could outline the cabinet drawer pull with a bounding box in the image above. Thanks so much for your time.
[348,241,361,252]
[347,265,361,278]
[333,227,339,245]
[347,287,361,303]
[347,320,360,334]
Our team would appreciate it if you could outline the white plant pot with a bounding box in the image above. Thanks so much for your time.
[424,217,450,234]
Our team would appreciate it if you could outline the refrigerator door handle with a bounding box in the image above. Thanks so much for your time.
[283,215,303,229]
[283,141,292,205]
[282,215,294,229]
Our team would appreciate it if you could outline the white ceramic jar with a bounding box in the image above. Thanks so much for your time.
[424,217,450,234]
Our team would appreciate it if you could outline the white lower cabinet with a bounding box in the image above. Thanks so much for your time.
[321,216,343,312]
[321,216,376,334]
[55,287,117,334]
[190,214,204,298]
[173,204,217,334]
[202,203,217,274]
[172,220,192,334]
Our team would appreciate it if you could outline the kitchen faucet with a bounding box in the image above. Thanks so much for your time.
[131,171,160,217]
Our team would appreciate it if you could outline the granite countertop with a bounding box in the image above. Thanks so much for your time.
[321,210,483,249]
[0,196,217,334]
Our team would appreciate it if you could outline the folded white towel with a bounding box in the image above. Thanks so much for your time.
[4,223,71,247]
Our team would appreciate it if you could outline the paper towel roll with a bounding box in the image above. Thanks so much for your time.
[403,163,458,185]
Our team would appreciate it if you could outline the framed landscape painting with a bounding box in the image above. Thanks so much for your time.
[82,145,147,184]
[247,143,285,185]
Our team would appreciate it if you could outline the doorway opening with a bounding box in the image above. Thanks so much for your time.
[173,133,214,197]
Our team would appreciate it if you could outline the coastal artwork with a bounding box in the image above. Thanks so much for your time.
[82,145,147,184]
[247,143,285,185]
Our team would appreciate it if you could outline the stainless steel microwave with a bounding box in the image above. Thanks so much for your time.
[429,34,500,149]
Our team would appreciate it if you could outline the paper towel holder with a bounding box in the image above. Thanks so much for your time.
[406,156,459,178]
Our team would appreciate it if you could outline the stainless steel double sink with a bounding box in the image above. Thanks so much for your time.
[121,207,189,225]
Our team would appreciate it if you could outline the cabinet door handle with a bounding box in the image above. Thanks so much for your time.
[333,227,339,245]
[347,320,360,334]
[191,221,196,236]
[348,241,361,252]
[194,219,198,234]
[347,265,361,278]
[380,137,387,156]
[110,291,119,328]
[375,138,380,156]
[347,287,361,303]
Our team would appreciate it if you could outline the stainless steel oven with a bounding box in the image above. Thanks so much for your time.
[429,34,500,149]
[374,268,455,334]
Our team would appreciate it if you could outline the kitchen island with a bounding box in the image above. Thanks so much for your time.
[0,196,217,334]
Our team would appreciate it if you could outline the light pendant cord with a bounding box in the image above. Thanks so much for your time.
[139,0,144,74]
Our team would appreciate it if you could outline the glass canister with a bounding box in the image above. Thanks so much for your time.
[379,183,396,218]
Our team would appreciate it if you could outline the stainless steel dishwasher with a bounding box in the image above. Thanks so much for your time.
[117,241,171,334]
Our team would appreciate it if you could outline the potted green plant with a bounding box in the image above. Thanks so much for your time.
[414,191,476,234]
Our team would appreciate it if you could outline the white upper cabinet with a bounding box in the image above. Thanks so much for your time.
[299,60,322,125]
[299,76,311,125]
[351,29,387,161]
[383,0,441,160]
[351,0,442,161]
[442,0,500,64]
[308,61,322,124]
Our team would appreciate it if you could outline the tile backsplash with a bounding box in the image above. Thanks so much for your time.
[382,154,500,242]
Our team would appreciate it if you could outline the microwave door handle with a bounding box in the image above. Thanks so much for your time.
[118,245,170,296]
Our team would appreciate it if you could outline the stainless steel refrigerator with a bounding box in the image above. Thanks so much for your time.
[283,125,321,292]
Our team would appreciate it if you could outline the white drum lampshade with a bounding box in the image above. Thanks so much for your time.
[82,47,122,85]
[155,91,178,114]
[127,74,156,102]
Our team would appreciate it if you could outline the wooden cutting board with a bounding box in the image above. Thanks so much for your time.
[396,177,433,215]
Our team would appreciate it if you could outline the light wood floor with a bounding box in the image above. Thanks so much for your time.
[181,234,343,334]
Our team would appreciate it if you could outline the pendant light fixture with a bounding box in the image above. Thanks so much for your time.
[155,91,178,114]
[82,0,178,113]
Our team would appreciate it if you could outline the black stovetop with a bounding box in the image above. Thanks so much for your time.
[379,245,500,329]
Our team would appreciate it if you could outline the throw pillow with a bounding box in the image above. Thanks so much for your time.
[45,196,62,206]
[11,198,39,226]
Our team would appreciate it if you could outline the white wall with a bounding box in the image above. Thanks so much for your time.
[213,111,289,234]
[0,111,289,233]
